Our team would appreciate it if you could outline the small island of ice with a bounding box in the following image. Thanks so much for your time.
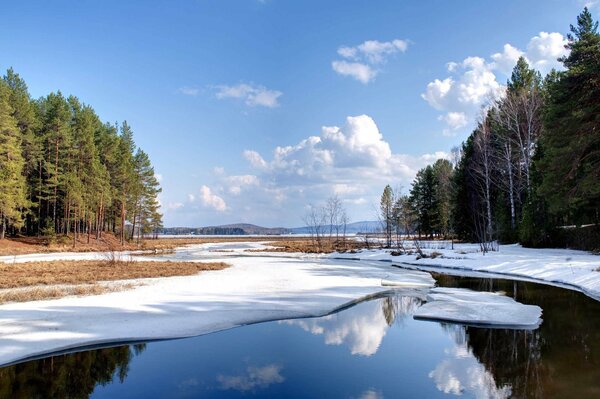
[413,287,542,329]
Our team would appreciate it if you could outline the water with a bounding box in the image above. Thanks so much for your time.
[1,275,599,398]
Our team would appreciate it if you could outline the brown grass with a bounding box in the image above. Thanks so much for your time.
[0,284,135,304]
[259,239,365,254]
[0,234,308,256]
[0,260,229,289]
[0,260,229,304]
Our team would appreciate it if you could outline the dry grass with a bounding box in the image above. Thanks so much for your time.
[0,283,135,304]
[0,234,302,256]
[260,239,365,254]
[0,259,228,304]
[0,260,229,289]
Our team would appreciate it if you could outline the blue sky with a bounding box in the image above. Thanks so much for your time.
[1,0,596,227]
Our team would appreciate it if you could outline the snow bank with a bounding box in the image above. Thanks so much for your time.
[413,287,542,329]
[0,245,433,367]
[327,244,600,301]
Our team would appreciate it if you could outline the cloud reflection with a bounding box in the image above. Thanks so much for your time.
[217,364,285,392]
[284,295,422,356]
[429,326,512,398]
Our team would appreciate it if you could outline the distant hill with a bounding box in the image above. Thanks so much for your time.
[288,220,381,234]
[161,224,289,236]
[161,221,381,236]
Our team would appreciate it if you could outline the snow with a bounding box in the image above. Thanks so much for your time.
[2,240,588,365]
[327,243,600,301]
[0,244,434,367]
[413,287,542,329]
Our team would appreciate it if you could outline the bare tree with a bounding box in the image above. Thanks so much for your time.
[340,208,349,249]
[495,87,542,195]
[325,195,342,242]
[302,205,327,251]
[470,114,495,249]
[380,185,394,248]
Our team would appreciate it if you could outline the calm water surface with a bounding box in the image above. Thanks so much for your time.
[1,274,599,398]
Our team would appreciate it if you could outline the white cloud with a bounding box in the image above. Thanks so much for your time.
[177,86,199,96]
[438,112,468,136]
[424,32,569,136]
[338,39,408,64]
[331,61,377,84]
[491,44,524,76]
[422,56,503,114]
[199,185,227,212]
[332,39,409,83]
[215,83,282,108]
[166,115,448,226]
[526,32,569,73]
[243,150,268,169]
[226,174,259,195]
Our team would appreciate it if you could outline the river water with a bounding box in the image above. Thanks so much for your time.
[0,273,598,398]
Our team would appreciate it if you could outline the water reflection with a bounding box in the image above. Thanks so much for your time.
[217,364,285,392]
[2,276,600,398]
[0,344,145,399]
[282,294,423,356]
[430,325,511,398]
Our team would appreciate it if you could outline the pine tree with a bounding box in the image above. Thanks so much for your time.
[0,81,27,238]
[410,165,438,238]
[539,7,600,225]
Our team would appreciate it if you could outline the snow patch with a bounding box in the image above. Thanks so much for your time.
[414,287,542,329]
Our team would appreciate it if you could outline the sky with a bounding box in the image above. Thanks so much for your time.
[1,0,597,227]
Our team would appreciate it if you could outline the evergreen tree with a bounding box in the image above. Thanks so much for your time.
[539,7,600,225]
[0,80,27,238]
[410,165,438,238]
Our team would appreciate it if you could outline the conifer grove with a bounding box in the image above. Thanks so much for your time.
[0,68,162,243]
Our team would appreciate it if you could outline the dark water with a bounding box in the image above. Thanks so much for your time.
[1,275,600,399]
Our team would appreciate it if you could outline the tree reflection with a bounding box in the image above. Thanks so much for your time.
[436,274,600,398]
[0,344,145,399]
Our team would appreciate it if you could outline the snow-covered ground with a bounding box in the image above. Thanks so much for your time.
[414,287,542,329]
[327,243,600,301]
[0,244,433,366]
[1,240,590,366]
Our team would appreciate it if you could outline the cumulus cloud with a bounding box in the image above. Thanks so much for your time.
[215,83,282,108]
[331,61,377,84]
[332,39,409,83]
[424,31,568,135]
[526,32,569,73]
[422,56,503,114]
[165,115,448,226]
[243,150,268,169]
[438,112,468,136]
[491,44,525,76]
[199,185,227,212]
[226,174,259,195]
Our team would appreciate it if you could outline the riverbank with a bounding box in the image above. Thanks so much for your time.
[0,245,435,366]
[0,234,318,256]
[325,243,600,301]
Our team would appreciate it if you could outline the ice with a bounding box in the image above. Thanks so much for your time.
[413,287,542,329]
[0,245,434,367]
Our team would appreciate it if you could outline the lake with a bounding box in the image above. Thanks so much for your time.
[1,273,599,398]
